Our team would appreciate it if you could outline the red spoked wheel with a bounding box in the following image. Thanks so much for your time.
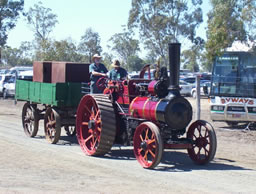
[22,102,39,137]
[44,107,61,144]
[133,122,163,169]
[187,120,217,164]
[96,77,108,91]
[76,94,116,156]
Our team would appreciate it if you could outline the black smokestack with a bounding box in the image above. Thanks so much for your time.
[168,43,181,96]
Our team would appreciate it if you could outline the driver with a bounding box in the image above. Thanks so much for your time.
[89,54,108,93]
[108,59,128,81]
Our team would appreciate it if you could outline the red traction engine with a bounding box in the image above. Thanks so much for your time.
[76,43,217,169]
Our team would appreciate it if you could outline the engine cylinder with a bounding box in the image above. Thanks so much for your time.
[129,96,192,130]
[148,80,157,95]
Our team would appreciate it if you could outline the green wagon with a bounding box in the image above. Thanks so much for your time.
[15,79,84,144]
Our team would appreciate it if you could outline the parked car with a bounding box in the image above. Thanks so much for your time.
[9,66,33,77]
[0,74,12,96]
[18,70,33,81]
[180,76,196,84]
[2,76,16,99]
[0,69,10,75]
[2,70,33,99]
[199,72,212,81]
[180,80,194,96]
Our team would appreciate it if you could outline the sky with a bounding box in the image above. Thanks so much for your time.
[6,0,211,57]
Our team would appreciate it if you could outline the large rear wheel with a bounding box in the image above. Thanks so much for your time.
[76,94,116,156]
[22,102,39,137]
[44,107,61,144]
[133,122,163,169]
[187,120,217,164]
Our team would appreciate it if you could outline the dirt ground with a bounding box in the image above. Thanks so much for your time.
[0,97,256,194]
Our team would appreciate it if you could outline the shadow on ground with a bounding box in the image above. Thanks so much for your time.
[102,146,254,172]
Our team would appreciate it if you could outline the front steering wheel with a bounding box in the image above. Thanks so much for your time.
[96,77,108,91]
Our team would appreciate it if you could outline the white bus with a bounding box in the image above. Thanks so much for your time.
[210,52,256,127]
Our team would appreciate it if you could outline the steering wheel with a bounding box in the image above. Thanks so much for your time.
[96,77,108,91]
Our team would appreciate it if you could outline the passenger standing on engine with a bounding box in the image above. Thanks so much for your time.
[89,54,108,93]
[108,59,128,80]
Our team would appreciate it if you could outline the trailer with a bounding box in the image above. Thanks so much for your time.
[15,61,90,144]
[15,80,83,143]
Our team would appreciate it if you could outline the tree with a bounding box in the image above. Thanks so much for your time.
[0,0,24,64]
[26,1,58,42]
[78,28,102,63]
[127,56,145,72]
[241,0,256,47]
[205,0,247,64]
[19,41,33,59]
[2,46,32,66]
[101,52,114,70]
[128,0,203,66]
[108,28,140,69]
[181,37,204,72]
[35,38,82,62]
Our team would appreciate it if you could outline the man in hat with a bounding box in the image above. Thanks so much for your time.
[89,54,108,93]
[108,59,128,81]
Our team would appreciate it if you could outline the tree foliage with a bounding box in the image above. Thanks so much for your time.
[205,0,248,64]
[241,0,256,45]
[78,28,102,63]
[108,28,140,69]
[2,45,32,66]
[0,0,24,63]
[26,1,58,42]
[101,52,114,70]
[181,37,204,72]
[127,55,145,72]
[35,38,82,62]
[128,0,203,66]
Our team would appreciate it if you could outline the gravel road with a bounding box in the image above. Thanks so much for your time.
[0,98,256,194]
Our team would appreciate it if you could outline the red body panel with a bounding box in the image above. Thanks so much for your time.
[129,97,157,121]
[104,80,130,104]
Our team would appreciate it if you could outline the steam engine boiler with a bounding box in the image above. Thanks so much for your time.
[76,43,217,169]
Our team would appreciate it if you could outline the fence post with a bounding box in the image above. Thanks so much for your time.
[196,75,200,120]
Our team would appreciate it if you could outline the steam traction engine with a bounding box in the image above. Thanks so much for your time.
[76,43,217,169]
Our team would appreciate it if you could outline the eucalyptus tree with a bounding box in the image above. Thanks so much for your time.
[128,0,203,66]
[181,37,204,72]
[35,38,82,62]
[2,45,32,66]
[127,56,145,72]
[241,0,256,49]
[108,28,140,70]
[205,0,246,64]
[78,28,102,63]
[26,1,58,42]
[0,0,24,64]
[25,1,58,60]
[101,52,114,70]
